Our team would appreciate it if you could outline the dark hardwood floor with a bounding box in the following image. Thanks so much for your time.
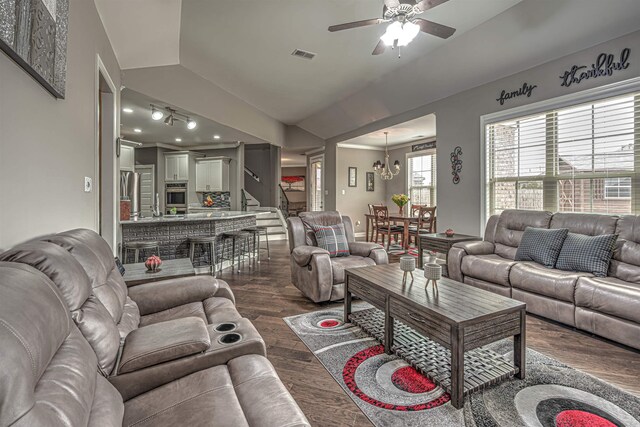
[217,240,640,427]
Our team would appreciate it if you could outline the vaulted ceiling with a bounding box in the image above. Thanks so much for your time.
[96,0,640,142]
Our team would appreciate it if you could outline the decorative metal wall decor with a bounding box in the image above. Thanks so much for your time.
[450,146,463,184]
[496,82,537,105]
[0,0,69,98]
[411,140,436,152]
[366,172,374,192]
[559,48,630,88]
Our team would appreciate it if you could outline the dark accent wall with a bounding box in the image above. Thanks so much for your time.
[244,144,281,207]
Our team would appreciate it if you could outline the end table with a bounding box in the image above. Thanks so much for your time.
[418,233,481,274]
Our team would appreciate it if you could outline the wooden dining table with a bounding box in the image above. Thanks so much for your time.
[364,213,436,250]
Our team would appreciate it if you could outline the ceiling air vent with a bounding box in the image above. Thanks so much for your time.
[291,49,316,60]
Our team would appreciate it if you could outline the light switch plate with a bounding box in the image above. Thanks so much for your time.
[84,177,92,192]
[341,189,346,195]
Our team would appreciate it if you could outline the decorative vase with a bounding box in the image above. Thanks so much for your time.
[400,256,415,283]
[398,205,404,215]
[445,228,455,237]
[426,255,437,264]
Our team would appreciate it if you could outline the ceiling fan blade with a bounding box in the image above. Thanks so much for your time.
[415,0,450,13]
[328,18,383,32]
[413,18,456,39]
[372,40,386,55]
[384,0,400,8]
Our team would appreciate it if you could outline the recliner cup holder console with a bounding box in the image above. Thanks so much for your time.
[215,322,237,332]
[218,333,242,345]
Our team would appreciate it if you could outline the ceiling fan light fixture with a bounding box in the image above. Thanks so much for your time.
[398,21,420,46]
[381,21,403,46]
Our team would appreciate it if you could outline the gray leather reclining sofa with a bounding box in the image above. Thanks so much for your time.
[0,228,310,426]
[448,209,640,351]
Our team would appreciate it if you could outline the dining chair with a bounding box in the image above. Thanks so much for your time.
[367,203,384,242]
[372,205,404,251]
[410,204,425,217]
[408,206,437,245]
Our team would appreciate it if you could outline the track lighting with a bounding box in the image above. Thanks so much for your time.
[151,104,197,130]
[151,106,164,121]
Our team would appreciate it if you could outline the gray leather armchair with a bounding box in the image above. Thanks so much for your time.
[287,211,388,303]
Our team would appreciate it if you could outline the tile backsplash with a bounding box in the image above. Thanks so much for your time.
[198,191,231,207]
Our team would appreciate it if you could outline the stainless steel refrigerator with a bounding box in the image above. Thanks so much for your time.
[120,171,141,218]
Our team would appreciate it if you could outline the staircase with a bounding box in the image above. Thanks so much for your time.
[241,189,261,211]
[254,208,288,240]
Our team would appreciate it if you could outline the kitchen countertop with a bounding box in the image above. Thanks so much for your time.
[120,211,256,225]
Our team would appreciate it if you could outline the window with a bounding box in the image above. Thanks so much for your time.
[486,92,639,217]
[408,153,436,206]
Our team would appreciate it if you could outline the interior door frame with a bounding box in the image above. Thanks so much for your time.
[95,54,118,254]
[309,154,324,211]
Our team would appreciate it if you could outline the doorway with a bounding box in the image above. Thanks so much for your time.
[96,56,117,253]
[136,164,156,217]
[309,154,324,211]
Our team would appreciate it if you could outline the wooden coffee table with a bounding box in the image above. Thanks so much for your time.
[344,264,526,409]
[123,258,195,286]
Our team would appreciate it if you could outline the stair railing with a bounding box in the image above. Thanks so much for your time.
[241,189,248,211]
[244,166,260,182]
[279,184,290,217]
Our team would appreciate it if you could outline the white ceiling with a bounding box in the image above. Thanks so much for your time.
[281,149,309,167]
[338,114,435,149]
[120,89,264,146]
[179,0,521,124]
[94,0,181,69]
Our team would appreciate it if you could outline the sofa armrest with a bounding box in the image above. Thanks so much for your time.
[448,241,495,282]
[453,240,495,255]
[128,275,233,316]
[118,317,210,374]
[349,242,389,265]
[292,245,330,267]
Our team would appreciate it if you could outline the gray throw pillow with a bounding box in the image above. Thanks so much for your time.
[515,227,569,268]
[555,233,618,277]
[310,223,350,258]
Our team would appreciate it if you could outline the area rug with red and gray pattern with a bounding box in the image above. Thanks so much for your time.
[284,304,640,427]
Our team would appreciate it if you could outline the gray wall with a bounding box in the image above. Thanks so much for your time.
[324,30,640,236]
[244,144,280,207]
[336,148,386,234]
[0,0,121,249]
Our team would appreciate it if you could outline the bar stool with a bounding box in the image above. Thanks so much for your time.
[188,236,218,276]
[123,241,160,264]
[242,225,270,262]
[219,231,252,274]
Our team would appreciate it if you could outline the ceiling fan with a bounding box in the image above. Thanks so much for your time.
[328,0,456,56]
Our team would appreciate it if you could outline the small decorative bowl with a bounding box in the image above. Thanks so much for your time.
[445,229,455,237]
[399,256,416,272]
[145,255,162,272]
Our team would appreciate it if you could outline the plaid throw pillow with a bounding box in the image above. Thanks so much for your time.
[311,223,350,258]
[556,233,618,277]
[515,227,568,268]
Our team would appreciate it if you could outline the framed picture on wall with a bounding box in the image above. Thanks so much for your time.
[366,172,374,191]
[348,167,357,187]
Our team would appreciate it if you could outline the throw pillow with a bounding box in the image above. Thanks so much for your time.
[310,223,350,258]
[556,233,618,277]
[515,227,569,268]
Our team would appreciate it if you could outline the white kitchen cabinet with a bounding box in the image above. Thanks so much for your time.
[165,153,189,182]
[120,145,135,171]
[195,159,229,192]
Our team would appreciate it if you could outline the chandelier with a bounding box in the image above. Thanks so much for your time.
[373,132,400,180]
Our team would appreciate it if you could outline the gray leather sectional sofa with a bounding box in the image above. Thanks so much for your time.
[448,209,640,351]
[0,229,310,426]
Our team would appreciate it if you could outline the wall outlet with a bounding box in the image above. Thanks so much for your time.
[84,177,92,193]
[356,220,361,226]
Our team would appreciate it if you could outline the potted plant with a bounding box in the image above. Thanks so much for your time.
[391,194,410,215]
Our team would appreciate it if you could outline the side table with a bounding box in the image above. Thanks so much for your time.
[417,233,481,273]
[123,258,196,287]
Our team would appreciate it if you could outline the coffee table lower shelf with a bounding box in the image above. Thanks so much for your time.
[349,307,518,398]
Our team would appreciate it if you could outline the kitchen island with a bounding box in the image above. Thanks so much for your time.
[121,211,257,267]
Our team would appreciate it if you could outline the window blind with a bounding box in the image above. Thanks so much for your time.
[486,92,639,217]
[408,153,436,206]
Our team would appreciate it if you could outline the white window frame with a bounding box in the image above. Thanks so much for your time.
[480,76,640,232]
[604,177,632,200]
[406,150,437,207]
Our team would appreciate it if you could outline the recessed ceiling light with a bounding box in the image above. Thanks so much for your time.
[175,138,182,142]
[213,135,221,140]
[122,108,133,113]
[134,128,142,133]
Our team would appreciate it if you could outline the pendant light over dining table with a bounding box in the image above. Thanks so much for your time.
[373,132,400,180]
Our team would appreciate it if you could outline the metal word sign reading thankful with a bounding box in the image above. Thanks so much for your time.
[496,82,537,105]
[560,48,630,88]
